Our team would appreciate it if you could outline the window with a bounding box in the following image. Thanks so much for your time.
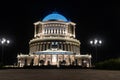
[51,42,58,48]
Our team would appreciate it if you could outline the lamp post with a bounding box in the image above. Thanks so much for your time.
[0,38,10,65]
[90,38,102,63]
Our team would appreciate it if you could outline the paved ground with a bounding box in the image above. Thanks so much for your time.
[0,69,120,80]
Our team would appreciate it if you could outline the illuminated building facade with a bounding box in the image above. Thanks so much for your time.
[17,12,92,67]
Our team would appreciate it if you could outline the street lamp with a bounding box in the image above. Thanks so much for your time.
[0,38,10,65]
[90,38,102,63]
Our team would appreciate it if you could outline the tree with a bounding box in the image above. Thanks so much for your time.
[95,58,120,70]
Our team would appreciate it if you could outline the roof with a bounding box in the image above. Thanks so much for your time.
[42,12,68,21]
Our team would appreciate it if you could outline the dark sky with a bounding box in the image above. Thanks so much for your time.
[0,0,120,64]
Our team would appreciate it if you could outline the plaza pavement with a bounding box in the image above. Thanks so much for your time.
[0,69,120,80]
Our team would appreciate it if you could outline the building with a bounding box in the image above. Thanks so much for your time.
[17,12,92,67]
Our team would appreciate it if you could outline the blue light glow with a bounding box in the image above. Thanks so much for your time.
[42,13,68,21]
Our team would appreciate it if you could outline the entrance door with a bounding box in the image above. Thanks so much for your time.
[52,55,57,65]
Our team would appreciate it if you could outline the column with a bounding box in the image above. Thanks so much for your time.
[69,44,71,51]
[70,44,72,52]
[44,29,46,34]
[50,42,51,49]
[51,54,52,64]
[33,44,35,53]
[38,43,40,51]
[75,45,77,53]
[60,28,61,34]
[61,28,63,34]
[48,43,50,49]
[70,44,73,52]
[63,54,64,60]
[48,28,50,34]
[44,42,47,50]
[43,43,45,51]
[45,54,46,65]
[34,25,36,37]
[68,55,70,65]
[41,24,43,34]
[77,46,79,54]
[61,43,63,50]
[62,44,64,50]
[64,44,66,51]
[58,42,60,49]
[68,44,69,51]
[57,29,58,34]
[54,29,56,34]
[33,45,35,53]
[53,28,55,34]
[47,29,48,34]
[73,45,75,53]
[66,25,68,34]
[78,46,80,54]
[36,43,38,51]
[35,43,37,51]
[51,28,53,34]
[89,58,92,67]
[44,43,46,50]
[57,54,58,62]
[38,55,40,65]
[37,43,39,51]
[46,42,48,50]
[32,45,34,53]
[41,43,43,51]
[40,43,42,51]
[63,28,65,34]
[73,26,75,37]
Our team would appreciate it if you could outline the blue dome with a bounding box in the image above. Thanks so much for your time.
[42,12,68,21]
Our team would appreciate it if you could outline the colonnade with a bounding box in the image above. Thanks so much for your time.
[34,23,76,38]
[29,42,80,54]
[17,54,92,67]
[44,27,66,35]
[34,54,75,66]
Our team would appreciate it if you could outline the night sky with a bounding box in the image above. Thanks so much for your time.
[0,0,120,64]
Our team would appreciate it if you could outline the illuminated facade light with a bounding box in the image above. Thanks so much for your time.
[99,40,102,44]
[7,40,10,44]
[90,40,93,44]
[0,38,10,45]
